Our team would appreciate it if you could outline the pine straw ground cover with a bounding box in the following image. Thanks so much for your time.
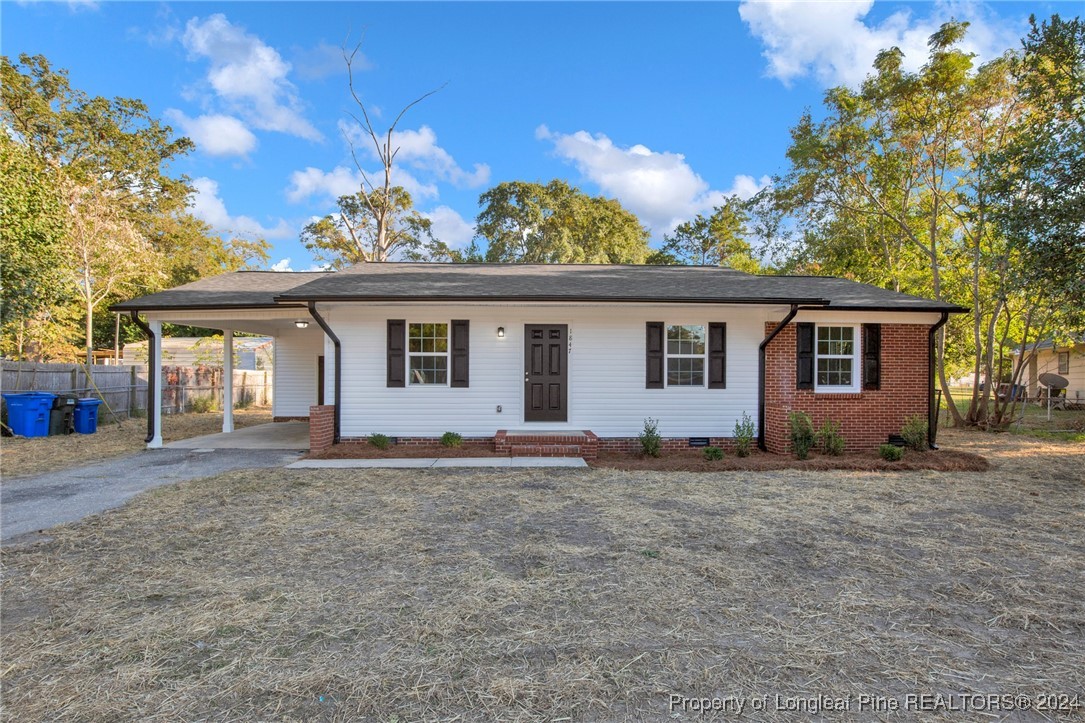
[1,432,1082,721]
[0,409,273,478]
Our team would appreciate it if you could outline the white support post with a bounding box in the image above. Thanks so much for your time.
[148,320,164,449]
[223,329,234,433]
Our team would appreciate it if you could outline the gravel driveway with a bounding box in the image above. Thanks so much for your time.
[1,448,303,544]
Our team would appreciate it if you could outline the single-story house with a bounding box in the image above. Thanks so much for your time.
[1014,335,1085,403]
[110,263,966,455]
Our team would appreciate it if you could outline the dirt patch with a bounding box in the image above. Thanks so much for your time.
[308,441,503,459]
[1,429,1082,720]
[592,448,989,472]
[0,408,272,478]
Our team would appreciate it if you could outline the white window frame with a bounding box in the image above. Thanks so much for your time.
[665,323,707,388]
[407,321,450,386]
[814,324,861,393]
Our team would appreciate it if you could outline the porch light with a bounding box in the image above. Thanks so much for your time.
[497,326,505,338]
[294,320,310,329]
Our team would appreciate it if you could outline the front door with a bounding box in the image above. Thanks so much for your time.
[524,324,568,422]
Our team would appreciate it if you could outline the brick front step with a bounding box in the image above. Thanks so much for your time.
[510,444,583,457]
[496,430,598,460]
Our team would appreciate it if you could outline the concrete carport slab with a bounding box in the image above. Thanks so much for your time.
[167,421,309,450]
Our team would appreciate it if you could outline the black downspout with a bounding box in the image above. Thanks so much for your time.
[928,311,949,450]
[128,311,156,444]
[758,304,800,452]
[308,301,341,444]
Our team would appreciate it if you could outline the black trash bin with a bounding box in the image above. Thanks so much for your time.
[49,394,78,436]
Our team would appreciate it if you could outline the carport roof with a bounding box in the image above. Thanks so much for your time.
[110,271,331,312]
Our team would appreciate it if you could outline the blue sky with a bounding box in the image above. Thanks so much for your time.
[4,1,1053,270]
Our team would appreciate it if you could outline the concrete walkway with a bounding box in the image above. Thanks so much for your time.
[1,448,303,544]
[288,457,588,469]
[167,421,309,450]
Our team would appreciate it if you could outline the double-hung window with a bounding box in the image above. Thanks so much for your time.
[1058,351,1070,375]
[816,325,859,391]
[408,322,448,385]
[666,325,705,386]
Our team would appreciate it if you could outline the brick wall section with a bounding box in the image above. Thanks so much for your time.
[495,430,599,460]
[309,405,335,452]
[763,322,929,453]
[597,437,737,454]
[339,436,493,448]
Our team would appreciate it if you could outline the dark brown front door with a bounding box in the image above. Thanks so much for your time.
[524,324,567,422]
[317,355,325,406]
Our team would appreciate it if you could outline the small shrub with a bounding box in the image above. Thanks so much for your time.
[638,417,662,458]
[440,431,463,448]
[901,415,928,450]
[879,443,904,462]
[188,395,216,414]
[733,412,755,457]
[368,433,391,450]
[788,411,815,460]
[815,419,846,456]
[703,446,724,461]
[234,389,254,410]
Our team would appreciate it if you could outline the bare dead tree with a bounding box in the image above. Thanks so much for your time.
[341,40,446,261]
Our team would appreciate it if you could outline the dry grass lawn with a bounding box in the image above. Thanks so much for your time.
[1,430,1083,720]
[0,408,273,478]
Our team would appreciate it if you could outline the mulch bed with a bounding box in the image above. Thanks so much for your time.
[307,442,504,460]
[591,448,990,472]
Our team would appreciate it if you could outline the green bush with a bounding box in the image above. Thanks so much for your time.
[368,433,391,450]
[703,446,724,461]
[788,411,815,460]
[879,443,904,462]
[733,412,755,457]
[440,431,463,448]
[188,395,217,414]
[815,419,846,456]
[234,388,254,410]
[901,415,928,450]
[638,417,662,458]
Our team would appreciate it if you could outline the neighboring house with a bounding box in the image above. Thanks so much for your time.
[111,264,965,454]
[1014,335,1085,403]
[122,336,274,371]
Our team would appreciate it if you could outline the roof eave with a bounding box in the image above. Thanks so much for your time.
[276,294,833,305]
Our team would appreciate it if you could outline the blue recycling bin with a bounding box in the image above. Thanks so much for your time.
[73,398,103,434]
[2,392,57,438]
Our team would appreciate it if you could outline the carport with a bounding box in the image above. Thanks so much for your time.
[110,271,331,449]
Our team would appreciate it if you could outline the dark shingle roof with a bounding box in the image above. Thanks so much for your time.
[275,263,965,311]
[112,264,965,313]
[110,271,331,311]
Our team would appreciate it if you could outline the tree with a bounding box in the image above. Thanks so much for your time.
[475,180,650,263]
[657,197,760,271]
[300,186,444,268]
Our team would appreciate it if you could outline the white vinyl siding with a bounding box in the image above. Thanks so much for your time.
[272,328,324,417]
[319,303,769,438]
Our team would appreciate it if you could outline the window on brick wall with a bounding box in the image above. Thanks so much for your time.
[815,325,860,392]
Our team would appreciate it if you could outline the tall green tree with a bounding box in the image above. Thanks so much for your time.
[476,180,650,263]
[300,186,452,268]
[656,197,760,271]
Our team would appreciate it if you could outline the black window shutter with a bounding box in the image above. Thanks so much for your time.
[796,322,815,390]
[387,319,405,387]
[646,322,664,389]
[863,323,881,390]
[450,320,469,388]
[708,322,727,389]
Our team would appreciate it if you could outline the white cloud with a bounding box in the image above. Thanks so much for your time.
[191,177,293,240]
[166,110,257,157]
[537,125,767,234]
[738,0,1020,87]
[340,120,490,189]
[285,165,438,204]
[421,206,475,248]
[293,41,356,80]
[270,257,329,272]
[182,14,321,140]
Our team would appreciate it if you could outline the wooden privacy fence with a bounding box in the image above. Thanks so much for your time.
[1,362,272,420]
